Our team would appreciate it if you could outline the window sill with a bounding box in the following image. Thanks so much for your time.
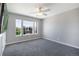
[16,35,22,37]
[16,33,38,37]
[23,33,38,36]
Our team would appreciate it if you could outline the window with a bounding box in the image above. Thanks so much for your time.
[23,20,33,35]
[16,19,22,36]
[16,19,38,36]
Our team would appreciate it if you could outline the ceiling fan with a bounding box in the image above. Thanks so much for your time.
[30,6,50,16]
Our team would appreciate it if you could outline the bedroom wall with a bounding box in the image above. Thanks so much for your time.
[6,13,43,45]
[43,8,79,49]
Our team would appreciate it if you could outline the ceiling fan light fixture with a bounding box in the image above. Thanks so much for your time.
[37,12,43,16]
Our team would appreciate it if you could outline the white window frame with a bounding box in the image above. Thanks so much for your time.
[16,19,22,37]
[16,19,38,37]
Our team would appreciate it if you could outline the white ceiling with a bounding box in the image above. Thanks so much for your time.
[7,3,79,19]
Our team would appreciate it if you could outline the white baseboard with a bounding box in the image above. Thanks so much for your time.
[45,38,79,49]
[6,37,42,46]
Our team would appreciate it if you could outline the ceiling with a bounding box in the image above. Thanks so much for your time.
[7,3,79,19]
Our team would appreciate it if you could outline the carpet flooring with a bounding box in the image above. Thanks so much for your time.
[3,39,79,56]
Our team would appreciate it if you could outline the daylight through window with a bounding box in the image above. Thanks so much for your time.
[16,19,38,36]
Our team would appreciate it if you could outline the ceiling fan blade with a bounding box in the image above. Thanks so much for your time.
[29,11,37,14]
[42,9,50,12]
[43,13,47,16]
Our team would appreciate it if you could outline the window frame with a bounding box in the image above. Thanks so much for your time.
[16,19,38,37]
[16,19,22,37]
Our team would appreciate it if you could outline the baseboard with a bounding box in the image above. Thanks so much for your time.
[6,38,42,46]
[6,37,79,49]
[44,38,79,49]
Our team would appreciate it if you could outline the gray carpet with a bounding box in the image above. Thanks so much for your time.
[3,39,79,56]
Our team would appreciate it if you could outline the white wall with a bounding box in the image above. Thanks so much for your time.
[43,8,79,49]
[0,32,6,56]
[6,13,43,45]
